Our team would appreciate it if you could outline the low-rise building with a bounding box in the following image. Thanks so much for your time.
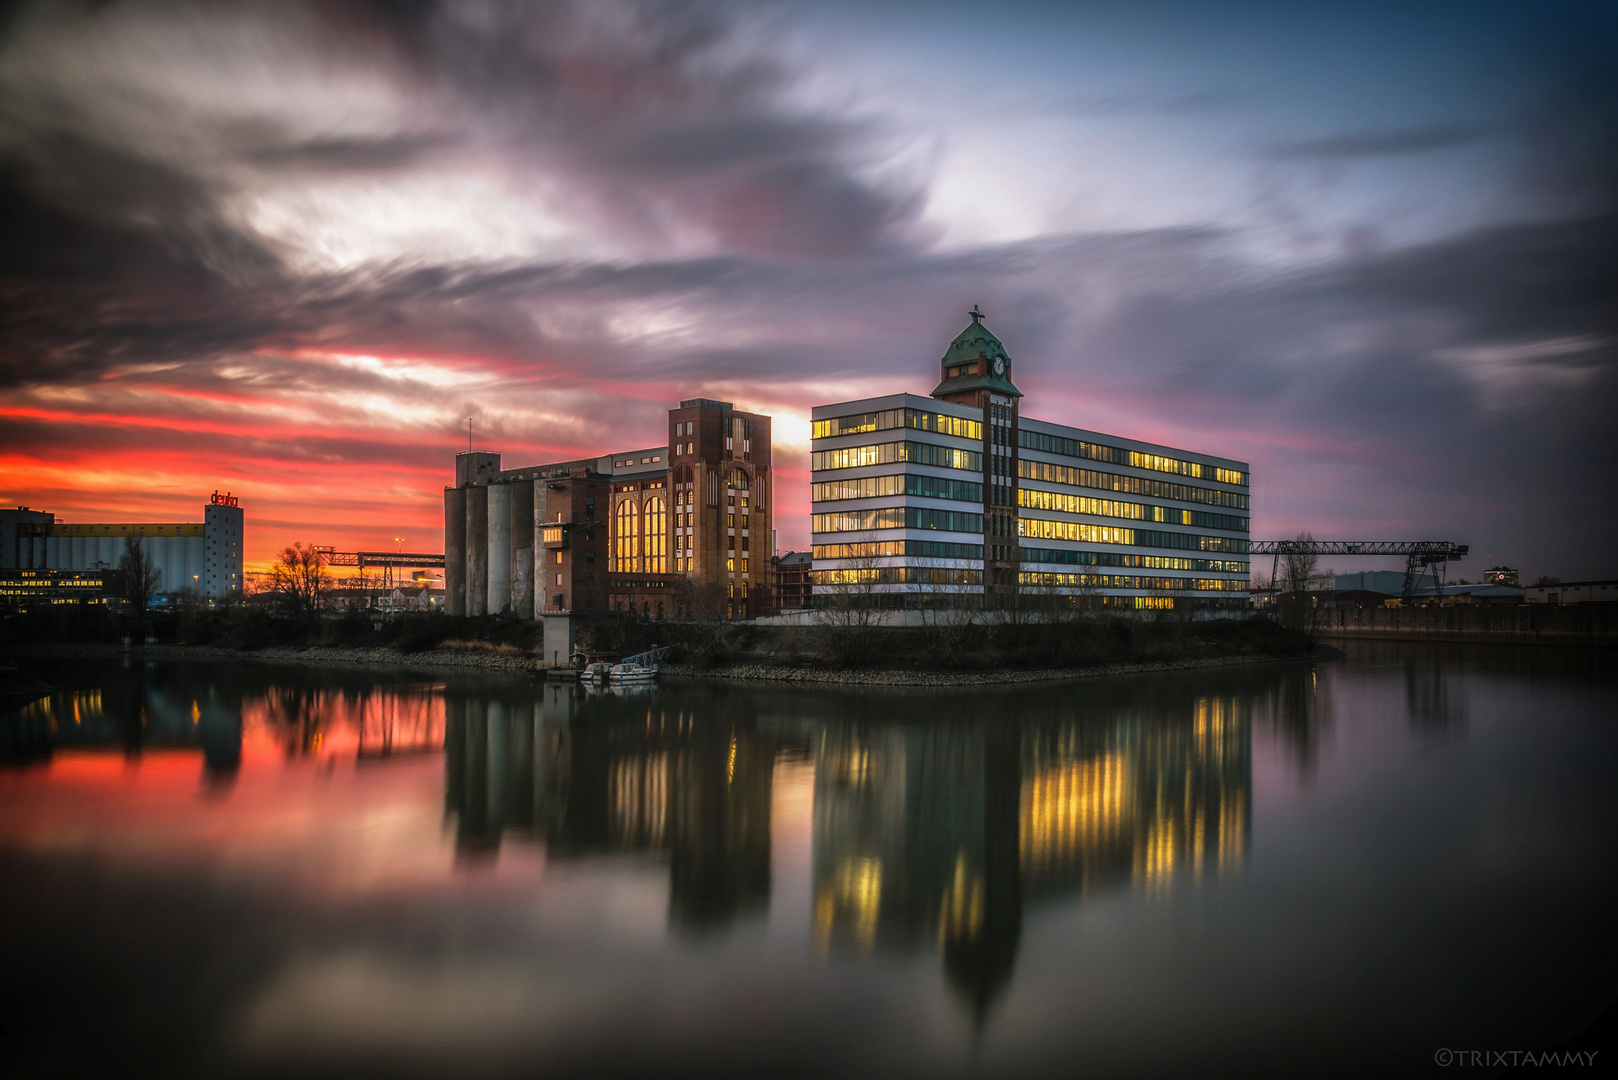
[1525,580,1618,605]
[773,551,813,610]
[0,569,111,611]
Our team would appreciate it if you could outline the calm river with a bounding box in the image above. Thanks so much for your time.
[2,643,1614,1078]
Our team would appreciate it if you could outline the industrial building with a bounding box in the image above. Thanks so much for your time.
[443,398,772,621]
[810,310,1250,611]
[1525,580,1618,605]
[0,492,245,600]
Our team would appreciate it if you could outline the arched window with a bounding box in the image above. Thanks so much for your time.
[644,496,667,574]
[615,499,639,572]
[730,468,749,491]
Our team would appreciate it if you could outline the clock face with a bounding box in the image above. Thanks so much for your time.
[993,356,1005,375]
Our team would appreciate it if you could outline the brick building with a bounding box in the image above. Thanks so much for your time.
[444,398,773,621]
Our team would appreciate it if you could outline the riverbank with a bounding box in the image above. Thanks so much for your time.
[662,646,1341,686]
[2,640,1341,687]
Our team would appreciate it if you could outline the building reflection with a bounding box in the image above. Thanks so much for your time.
[2,659,248,777]
[808,685,1252,1015]
[443,685,784,934]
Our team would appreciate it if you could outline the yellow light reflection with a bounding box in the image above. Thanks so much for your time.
[813,856,883,956]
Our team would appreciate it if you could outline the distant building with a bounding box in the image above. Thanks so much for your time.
[1525,580,1618,605]
[1335,570,1421,596]
[773,551,813,609]
[0,569,110,612]
[1409,582,1526,605]
[1484,566,1519,587]
[810,311,1250,612]
[444,398,773,620]
[1,492,244,600]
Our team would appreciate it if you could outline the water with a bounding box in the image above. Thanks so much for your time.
[1,644,1614,1078]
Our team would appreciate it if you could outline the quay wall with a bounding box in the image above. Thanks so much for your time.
[1317,604,1617,647]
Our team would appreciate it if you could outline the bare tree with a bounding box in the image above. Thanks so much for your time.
[815,546,885,630]
[270,542,330,618]
[118,535,161,612]
[1278,531,1322,641]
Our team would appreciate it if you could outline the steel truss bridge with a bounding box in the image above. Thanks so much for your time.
[317,550,446,591]
[1248,540,1469,604]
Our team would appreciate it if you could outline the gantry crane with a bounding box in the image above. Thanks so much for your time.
[1247,540,1469,604]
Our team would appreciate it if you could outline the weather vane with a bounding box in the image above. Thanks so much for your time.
[969,303,985,323]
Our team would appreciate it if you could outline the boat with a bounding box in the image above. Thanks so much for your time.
[578,645,671,686]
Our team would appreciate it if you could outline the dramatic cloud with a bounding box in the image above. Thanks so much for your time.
[0,0,1614,577]
[1267,125,1488,160]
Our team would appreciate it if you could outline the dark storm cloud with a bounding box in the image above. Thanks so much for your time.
[1267,125,1487,160]
[312,0,925,256]
[235,130,458,171]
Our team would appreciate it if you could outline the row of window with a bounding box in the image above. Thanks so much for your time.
[1018,459,1248,509]
[1018,571,1250,592]
[1021,547,1249,573]
[812,567,982,586]
[811,441,982,473]
[1019,430,1248,486]
[811,540,984,561]
[811,407,982,443]
[812,507,985,535]
[612,498,667,573]
[811,474,984,504]
[1017,488,1248,532]
[1017,516,1249,553]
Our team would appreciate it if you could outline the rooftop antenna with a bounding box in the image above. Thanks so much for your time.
[467,415,473,452]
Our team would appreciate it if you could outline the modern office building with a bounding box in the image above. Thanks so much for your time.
[1,492,245,600]
[444,398,773,620]
[810,311,1250,611]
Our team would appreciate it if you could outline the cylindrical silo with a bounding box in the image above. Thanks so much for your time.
[467,485,488,617]
[487,483,511,616]
[444,487,467,617]
[509,480,534,619]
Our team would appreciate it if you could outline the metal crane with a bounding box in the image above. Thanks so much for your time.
[1248,540,1469,605]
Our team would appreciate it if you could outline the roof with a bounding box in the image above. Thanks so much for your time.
[930,314,1023,399]
[777,551,812,566]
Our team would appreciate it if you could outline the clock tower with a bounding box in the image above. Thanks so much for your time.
[931,306,1024,604]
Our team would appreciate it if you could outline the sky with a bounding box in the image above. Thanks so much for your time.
[1,0,1614,578]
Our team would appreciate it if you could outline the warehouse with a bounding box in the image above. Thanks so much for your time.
[1,492,245,600]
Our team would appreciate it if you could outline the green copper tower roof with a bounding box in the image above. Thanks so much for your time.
[931,306,1023,398]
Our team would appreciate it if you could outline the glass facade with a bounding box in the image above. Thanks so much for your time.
[811,441,982,473]
[810,383,1249,608]
[1020,430,1249,486]
[1019,459,1248,509]
[812,475,983,504]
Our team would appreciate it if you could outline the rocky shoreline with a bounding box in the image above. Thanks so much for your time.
[5,640,1339,686]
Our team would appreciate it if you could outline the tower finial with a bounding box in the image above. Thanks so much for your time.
[969,303,984,324]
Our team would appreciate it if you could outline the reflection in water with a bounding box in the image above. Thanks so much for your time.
[2,661,1257,1018]
[3,645,1615,1077]
[807,688,1251,1014]
[443,687,785,932]
[1404,655,1469,737]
